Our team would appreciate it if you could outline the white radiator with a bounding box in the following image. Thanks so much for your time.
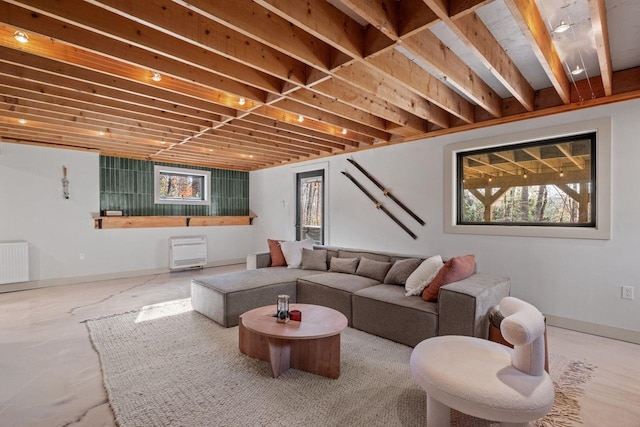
[169,236,207,270]
[0,241,29,285]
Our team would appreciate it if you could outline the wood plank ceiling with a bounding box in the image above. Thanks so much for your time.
[0,0,639,171]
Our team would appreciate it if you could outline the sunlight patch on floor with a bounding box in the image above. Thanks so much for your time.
[135,298,193,323]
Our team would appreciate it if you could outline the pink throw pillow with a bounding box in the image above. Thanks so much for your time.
[422,255,475,302]
[267,239,287,267]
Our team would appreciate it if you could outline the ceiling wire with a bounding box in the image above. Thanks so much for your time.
[538,0,596,102]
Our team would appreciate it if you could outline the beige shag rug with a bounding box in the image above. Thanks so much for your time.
[87,299,595,427]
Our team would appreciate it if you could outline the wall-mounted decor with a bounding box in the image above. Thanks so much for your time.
[347,158,424,226]
[341,171,417,240]
[61,165,69,199]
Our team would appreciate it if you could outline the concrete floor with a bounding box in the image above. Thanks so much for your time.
[1,265,639,427]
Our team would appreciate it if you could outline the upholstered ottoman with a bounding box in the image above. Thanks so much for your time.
[191,268,318,327]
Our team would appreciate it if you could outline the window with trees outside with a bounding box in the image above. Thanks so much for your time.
[445,118,611,240]
[457,133,596,227]
[154,165,210,205]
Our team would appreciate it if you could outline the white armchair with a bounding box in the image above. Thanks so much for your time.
[410,296,554,426]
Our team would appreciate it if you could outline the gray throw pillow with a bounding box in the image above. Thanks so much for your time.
[329,257,359,274]
[384,258,422,285]
[301,248,328,271]
[355,257,393,282]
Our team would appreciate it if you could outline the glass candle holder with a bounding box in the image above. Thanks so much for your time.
[276,294,290,323]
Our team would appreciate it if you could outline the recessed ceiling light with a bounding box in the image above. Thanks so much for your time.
[297,115,304,123]
[341,128,347,135]
[238,97,246,106]
[249,154,254,158]
[13,31,29,43]
[554,21,570,33]
[98,131,105,136]
[151,72,162,82]
[571,65,584,76]
[18,118,27,124]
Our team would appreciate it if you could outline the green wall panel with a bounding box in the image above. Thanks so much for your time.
[99,156,249,216]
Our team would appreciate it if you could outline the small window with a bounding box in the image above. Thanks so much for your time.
[154,165,210,205]
[457,133,596,226]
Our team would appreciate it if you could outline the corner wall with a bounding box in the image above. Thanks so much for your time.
[250,99,640,339]
[0,143,252,289]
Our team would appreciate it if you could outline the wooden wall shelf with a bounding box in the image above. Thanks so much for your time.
[94,215,256,229]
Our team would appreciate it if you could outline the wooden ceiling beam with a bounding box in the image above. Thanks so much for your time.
[588,0,613,96]
[0,48,238,120]
[239,114,358,148]
[226,118,347,151]
[192,133,306,160]
[366,49,474,123]
[253,0,448,131]
[253,105,374,146]
[311,78,429,133]
[334,62,449,128]
[0,2,272,101]
[288,88,388,132]
[403,29,503,118]
[0,83,208,134]
[270,97,389,141]
[503,0,571,104]
[174,0,334,71]
[0,73,217,128]
[421,0,535,112]
[254,0,374,60]
[215,123,332,154]
[0,100,188,143]
[87,0,306,86]
[208,127,322,157]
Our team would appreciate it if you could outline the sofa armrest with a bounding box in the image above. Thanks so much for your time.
[246,251,272,270]
[437,273,511,339]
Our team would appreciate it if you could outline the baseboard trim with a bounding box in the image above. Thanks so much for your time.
[545,314,640,345]
[0,258,246,294]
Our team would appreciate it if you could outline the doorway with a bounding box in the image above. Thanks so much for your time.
[296,170,324,244]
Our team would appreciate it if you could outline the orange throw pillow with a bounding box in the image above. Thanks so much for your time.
[267,239,287,267]
[421,255,475,302]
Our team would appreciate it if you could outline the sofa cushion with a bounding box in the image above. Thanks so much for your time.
[422,255,476,302]
[405,255,444,296]
[280,239,315,268]
[352,284,438,347]
[301,248,328,271]
[338,249,390,263]
[329,257,359,274]
[384,258,422,285]
[298,272,380,293]
[356,257,393,282]
[267,239,287,267]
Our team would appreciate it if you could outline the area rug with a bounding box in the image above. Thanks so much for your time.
[87,299,596,427]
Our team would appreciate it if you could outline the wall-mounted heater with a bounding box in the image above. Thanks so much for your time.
[169,236,207,270]
[0,241,29,285]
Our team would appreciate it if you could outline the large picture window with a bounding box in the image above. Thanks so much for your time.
[457,133,596,226]
[444,118,611,239]
[154,165,210,205]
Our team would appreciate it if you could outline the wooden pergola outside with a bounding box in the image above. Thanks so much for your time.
[461,137,593,223]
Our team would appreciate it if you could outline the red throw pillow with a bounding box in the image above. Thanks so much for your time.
[422,255,475,302]
[267,239,287,267]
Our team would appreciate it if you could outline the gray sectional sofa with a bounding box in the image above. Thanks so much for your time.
[191,246,511,347]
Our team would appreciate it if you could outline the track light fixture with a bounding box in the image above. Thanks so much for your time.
[571,65,584,76]
[554,20,570,33]
[13,31,29,43]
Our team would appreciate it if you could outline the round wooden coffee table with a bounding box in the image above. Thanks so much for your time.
[239,303,348,379]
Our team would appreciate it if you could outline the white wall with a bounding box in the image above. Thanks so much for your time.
[0,143,252,285]
[250,99,640,336]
